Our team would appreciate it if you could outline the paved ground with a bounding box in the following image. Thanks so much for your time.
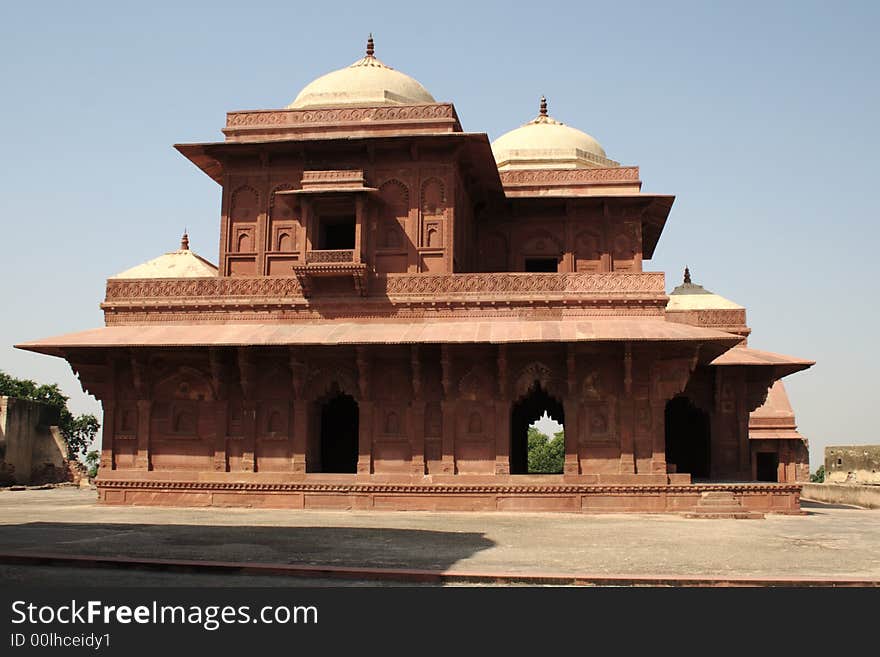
[1,487,878,585]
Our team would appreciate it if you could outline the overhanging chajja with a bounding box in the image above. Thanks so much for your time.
[16,318,742,357]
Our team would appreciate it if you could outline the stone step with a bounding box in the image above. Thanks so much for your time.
[698,498,745,507]
[700,491,737,500]
[684,511,765,520]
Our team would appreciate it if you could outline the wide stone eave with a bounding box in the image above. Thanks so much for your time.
[174,131,505,197]
[16,319,743,359]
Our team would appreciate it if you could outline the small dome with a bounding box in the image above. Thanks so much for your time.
[492,97,618,170]
[288,36,435,109]
[666,268,743,311]
[110,233,218,279]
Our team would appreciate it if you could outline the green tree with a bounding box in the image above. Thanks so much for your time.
[84,450,100,478]
[527,426,565,474]
[0,370,100,459]
[810,465,825,483]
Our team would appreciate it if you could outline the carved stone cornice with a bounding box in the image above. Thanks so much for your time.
[223,104,460,142]
[96,478,802,496]
[102,272,668,321]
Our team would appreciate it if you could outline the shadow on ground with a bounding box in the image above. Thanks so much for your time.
[0,522,495,583]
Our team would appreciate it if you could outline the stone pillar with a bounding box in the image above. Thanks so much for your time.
[100,400,115,471]
[354,195,365,263]
[494,400,510,475]
[241,401,256,472]
[213,400,228,472]
[650,400,667,474]
[563,397,581,476]
[410,401,426,476]
[357,400,373,475]
[292,400,309,474]
[135,400,151,471]
[618,398,636,474]
[440,400,456,474]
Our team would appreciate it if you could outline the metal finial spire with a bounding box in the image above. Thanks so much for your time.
[181,229,189,251]
[683,266,691,284]
[366,33,374,57]
[539,95,548,117]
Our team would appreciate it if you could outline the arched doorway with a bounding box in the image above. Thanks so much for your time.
[664,396,711,480]
[318,392,359,473]
[510,383,565,474]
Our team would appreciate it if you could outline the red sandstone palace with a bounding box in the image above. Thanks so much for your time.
[18,38,814,515]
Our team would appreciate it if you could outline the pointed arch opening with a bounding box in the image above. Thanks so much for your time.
[665,396,711,480]
[510,382,565,474]
[314,391,359,473]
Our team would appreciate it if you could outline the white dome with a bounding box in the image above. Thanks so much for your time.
[110,234,218,280]
[288,37,435,109]
[491,97,618,170]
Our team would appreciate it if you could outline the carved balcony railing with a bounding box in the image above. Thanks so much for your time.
[376,272,666,300]
[305,249,356,264]
[102,271,668,320]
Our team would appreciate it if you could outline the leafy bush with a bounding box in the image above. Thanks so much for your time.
[0,370,99,459]
[527,426,565,474]
[810,464,825,483]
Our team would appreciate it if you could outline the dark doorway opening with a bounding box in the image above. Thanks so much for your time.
[524,257,558,273]
[755,452,779,482]
[318,393,359,473]
[664,396,711,480]
[319,215,356,250]
[510,383,565,474]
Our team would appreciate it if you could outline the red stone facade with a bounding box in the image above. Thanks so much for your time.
[18,47,813,515]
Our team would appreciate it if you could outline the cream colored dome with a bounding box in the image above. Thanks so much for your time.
[492,97,618,170]
[110,233,218,280]
[288,36,435,109]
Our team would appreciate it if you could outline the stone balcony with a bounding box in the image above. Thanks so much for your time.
[305,249,356,264]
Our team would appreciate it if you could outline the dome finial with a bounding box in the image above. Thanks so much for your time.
[181,229,189,251]
[366,33,374,57]
[683,266,691,284]
[539,95,548,117]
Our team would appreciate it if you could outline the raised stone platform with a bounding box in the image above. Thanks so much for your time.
[96,476,801,515]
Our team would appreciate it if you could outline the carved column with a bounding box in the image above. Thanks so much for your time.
[564,344,580,475]
[619,344,636,473]
[439,344,455,474]
[356,402,373,476]
[209,348,228,473]
[131,352,151,471]
[494,345,510,475]
[289,350,307,474]
[100,399,115,472]
[237,348,256,472]
[354,194,365,264]
[356,346,372,475]
[135,400,152,471]
[410,346,426,476]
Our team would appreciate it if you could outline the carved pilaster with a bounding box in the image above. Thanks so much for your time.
[410,345,422,400]
[99,399,115,472]
[566,344,576,397]
[289,350,307,474]
[357,401,373,476]
[209,349,228,472]
[237,348,257,472]
[440,345,452,399]
[563,397,581,476]
[356,346,370,401]
[409,400,426,476]
[135,399,152,471]
[497,345,508,399]
[440,400,456,474]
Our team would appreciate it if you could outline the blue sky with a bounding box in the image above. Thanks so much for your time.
[1,1,877,468]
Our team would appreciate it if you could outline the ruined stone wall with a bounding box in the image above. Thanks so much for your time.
[825,445,880,485]
[0,396,71,485]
